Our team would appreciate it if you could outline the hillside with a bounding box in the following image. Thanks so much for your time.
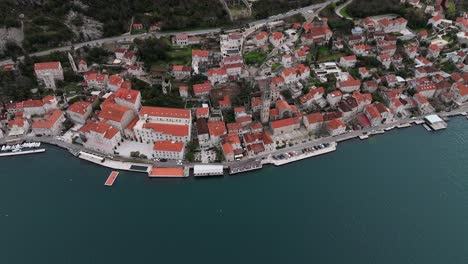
[252,0,325,19]
[0,0,230,57]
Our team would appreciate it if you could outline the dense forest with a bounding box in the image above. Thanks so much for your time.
[252,0,325,19]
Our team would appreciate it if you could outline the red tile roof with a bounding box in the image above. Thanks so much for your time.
[34,62,61,71]
[22,100,44,108]
[207,67,227,77]
[365,104,380,119]
[32,110,63,129]
[305,112,323,124]
[193,82,211,94]
[99,103,132,122]
[143,123,189,137]
[328,118,345,130]
[68,101,91,115]
[149,167,185,177]
[192,50,209,57]
[80,121,120,139]
[300,87,324,104]
[114,88,140,104]
[271,31,284,40]
[208,121,227,137]
[255,31,268,41]
[139,106,191,119]
[108,75,124,86]
[270,117,298,129]
[153,140,184,152]
[196,107,209,117]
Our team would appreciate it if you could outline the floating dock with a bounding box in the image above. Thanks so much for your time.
[0,148,45,157]
[149,167,188,178]
[104,171,119,186]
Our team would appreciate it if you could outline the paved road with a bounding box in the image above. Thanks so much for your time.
[335,0,353,20]
[0,0,340,66]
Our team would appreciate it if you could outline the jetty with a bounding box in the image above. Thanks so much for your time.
[229,160,262,175]
[0,148,45,157]
[104,171,119,186]
[359,134,369,140]
[266,142,337,166]
[397,123,411,128]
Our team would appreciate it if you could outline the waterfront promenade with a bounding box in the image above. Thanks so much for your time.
[1,107,467,174]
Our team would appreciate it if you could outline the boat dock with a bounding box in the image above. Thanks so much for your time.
[193,165,224,177]
[266,142,337,166]
[424,115,448,131]
[105,171,119,186]
[0,148,45,157]
[229,160,262,175]
[423,124,432,131]
[397,123,411,128]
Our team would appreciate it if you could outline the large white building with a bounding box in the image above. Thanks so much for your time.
[31,109,65,136]
[133,106,192,144]
[67,101,92,124]
[113,88,142,112]
[80,121,122,155]
[153,140,185,160]
[34,62,64,90]
[98,103,136,131]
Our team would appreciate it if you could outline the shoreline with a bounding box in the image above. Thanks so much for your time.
[4,112,463,178]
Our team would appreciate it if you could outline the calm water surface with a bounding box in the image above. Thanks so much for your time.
[1,118,468,263]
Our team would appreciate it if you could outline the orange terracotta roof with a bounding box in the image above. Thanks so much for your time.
[196,107,209,117]
[139,106,191,119]
[22,100,44,108]
[108,75,124,86]
[149,167,185,177]
[114,88,140,104]
[255,31,268,41]
[143,123,189,137]
[32,110,63,129]
[207,67,227,77]
[222,142,234,155]
[34,62,61,71]
[8,117,26,129]
[192,50,209,57]
[99,103,132,122]
[328,118,345,130]
[153,140,184,152]
[120,81,132,89]
[193,82,211,94]
[365,104,381,119]
[271,31,284,40]
[305,113,323,124]
[208,121,227,137]
[80,121,120,139]
[270,117,298,129]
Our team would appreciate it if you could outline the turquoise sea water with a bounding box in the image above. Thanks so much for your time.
[2,118,468,263]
